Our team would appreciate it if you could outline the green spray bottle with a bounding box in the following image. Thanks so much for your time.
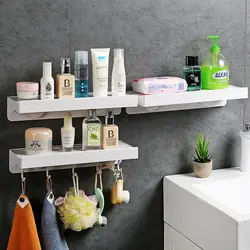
[201,36,229,89]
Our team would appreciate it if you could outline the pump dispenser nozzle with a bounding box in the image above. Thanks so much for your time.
[207,36,221,54]
[207,35,220,65]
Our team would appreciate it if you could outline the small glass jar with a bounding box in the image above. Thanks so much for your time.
[25,127,52,155]
[182,56,201,91]
[16,82,39,100]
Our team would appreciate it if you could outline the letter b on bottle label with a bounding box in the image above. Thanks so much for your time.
[108,130,114,138]
[64,79,71,87]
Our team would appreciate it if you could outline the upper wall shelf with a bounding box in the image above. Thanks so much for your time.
[7,86,248,120]
[7,94,138,121]
[126,85,248,114]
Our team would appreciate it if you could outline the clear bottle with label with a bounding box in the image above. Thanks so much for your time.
[74,51,88,98]
[40,62,54,99]
[56,58,75,99]
[82,110,102,150]
[102,111,118,149]
[182,56,201,91]
[61,112,75,152]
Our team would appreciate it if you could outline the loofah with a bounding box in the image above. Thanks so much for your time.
[55,188,107,231]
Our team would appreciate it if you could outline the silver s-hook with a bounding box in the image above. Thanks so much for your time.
[46,169,52,192]
[21,171,26,194]
[72,167,79,196]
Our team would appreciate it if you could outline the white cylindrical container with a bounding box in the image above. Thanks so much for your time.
[40,62,54,100]
[91,49,110,97]
[240,124,250,172]
[16,82,39,100]
[112,49,126,96]
[25,128,52,155]
[61,112,75,152]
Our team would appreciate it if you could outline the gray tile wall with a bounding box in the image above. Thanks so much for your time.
[0,0,248,249]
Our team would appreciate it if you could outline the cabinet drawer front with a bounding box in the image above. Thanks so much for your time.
[164,223,202,250]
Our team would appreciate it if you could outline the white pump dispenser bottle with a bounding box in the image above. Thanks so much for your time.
[112,49,126,96]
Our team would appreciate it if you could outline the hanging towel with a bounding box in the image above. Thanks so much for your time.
[7,194,41,250]
[41,190,69,250]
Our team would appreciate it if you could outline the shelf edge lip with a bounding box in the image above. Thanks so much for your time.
[134,86,248,108]
[9,142,138,171]
[7,95,139,114]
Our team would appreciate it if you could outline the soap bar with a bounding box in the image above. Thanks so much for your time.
[132,76,187,95]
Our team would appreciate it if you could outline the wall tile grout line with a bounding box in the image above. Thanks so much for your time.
[68,0,72,57]
[243,0,248,125]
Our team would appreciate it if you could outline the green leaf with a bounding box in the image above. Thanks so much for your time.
[203,135,207,148]
[194,134,211,163]
[90,133,98,140]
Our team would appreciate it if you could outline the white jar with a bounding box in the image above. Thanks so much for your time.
[25,127,52,155]
[16,82,39,100]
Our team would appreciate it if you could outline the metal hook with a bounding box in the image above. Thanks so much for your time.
[95,165,103,191]
[21,171,26,194]
[46,169,52,192]
[114,161,123,180]
[72,167,79,196]
[46,169,49,178]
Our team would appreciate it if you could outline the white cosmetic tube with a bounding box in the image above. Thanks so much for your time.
[91,48,110,97]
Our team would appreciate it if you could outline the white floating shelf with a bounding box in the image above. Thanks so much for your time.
[7,94,138,121]
[9,141,138,173]
[126,85,248,114]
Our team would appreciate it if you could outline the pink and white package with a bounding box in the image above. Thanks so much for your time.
[132,76,187,95]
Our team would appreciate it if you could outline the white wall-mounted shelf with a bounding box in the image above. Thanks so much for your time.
[9,141,138,173]
[7,94,138,121]
[126,85,248,114]
[8,86,248,120]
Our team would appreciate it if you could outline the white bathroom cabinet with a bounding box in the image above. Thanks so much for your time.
[164,224,201,250]
[163,168,250,250]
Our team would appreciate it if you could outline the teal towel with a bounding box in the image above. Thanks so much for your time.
[41,191,69,250]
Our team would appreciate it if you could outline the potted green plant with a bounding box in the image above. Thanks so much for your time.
[193,134,212,178]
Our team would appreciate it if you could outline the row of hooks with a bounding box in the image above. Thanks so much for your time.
[20,161,123,195]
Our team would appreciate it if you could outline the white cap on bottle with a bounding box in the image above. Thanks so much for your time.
[63,112,73,129]
[122,190,130,204]
[75,51,88,65]
[113,49,124,61]
[43,62,52,77]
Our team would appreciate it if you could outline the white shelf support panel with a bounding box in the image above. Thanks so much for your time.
[9,141,138,174]
[7,94,138,121]
[126,85,248,114]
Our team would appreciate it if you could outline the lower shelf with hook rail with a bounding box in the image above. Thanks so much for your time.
[10,141,138,173]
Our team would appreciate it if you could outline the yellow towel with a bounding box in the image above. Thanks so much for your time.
[7,194,41,250]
